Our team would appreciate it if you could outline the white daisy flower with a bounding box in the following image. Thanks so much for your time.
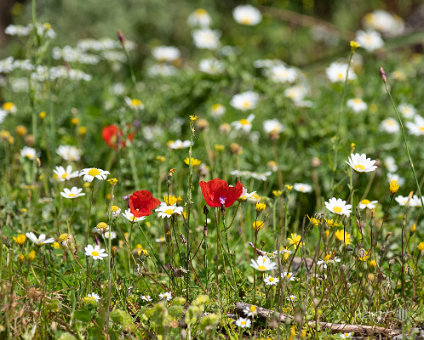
[230,91,259,111]
[284,84,309,103]
[122,209,146,223]
[395,195,421,207]
[60,187,86,199]
[53,165,79,181]
[346,153,377,173]
[155,203,183,218]
[326,62,356,83]
[380,118,399,133]
[168,139,191,149]
[363,10,404,36]
[26,232,55,245]
[0,109,6,124]
[103,231,117,239]
[233,5,262,25]
[86,293,100,302]
[5,24,32,36]
[210,104,226,118]
[111,206,121,217]
[340,332,353,338]
[239,187,257,201]
[398,104,416,119]
[79,168,110,182]
[274,246,292,256]
[263,119,284,135]
[384,156,398,172]
[152,46,180,62]
[85,244,108,260]
[56,145,81,162]
[141,295,152,302]
[155,236,166,243]
[199,58,224,74]
[355,30,384,51]
[359,199,378,210]
[325,198,352,217]
[159,292,172,301]
[317,257,341,269]
[187,8,211,28]
[124,97,144,110]
[231,114,255,133]
[294,183,313,193]
[387,173,404,186]
[2,102,17,113]
[281,272,296,281]
[264,275,280,286]
[235,317,251,328]
[266,64,297,83]
[406,115,424,136]
[287,295,297,301]
[243,305,258,318]
[347,98,367,113]
[192,29,220,50]
[148,64,178,77]
[20,146,37,160]
[250,255,277,272]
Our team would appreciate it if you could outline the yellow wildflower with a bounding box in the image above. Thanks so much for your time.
[288,233,304,248]
[13,234,26,246]
[39,111,46,120]
[335,229,351,245]
[418,242,424,251]
[253,220,264,232]
[156,155,166,162]
[389,180,399,195]
[350,40,360,52]
[184,157,201,167]
[272,190,282,197]
[28,250,36,261]
[285,184,293,191]
[256,202,266,212]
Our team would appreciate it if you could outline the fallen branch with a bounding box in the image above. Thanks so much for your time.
[234,302,401,337]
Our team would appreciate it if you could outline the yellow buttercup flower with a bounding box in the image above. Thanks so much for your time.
[411,224,416,233]
[71,117,79,125]
[253,220,264,232]
[418,242,424,251]
[272,190,282,197]
[335,229,351,245]
[184,157,201,167]
[350,40,360,52]
[256,202,266,212]
[40,111,46,120]
[389,180,399,194]
[19,254,25,262]
[308,216,320,226]
[288,233,304,248]
[13,234,26,246]
[285,184,293,191]
[52,242,61,249]
[368,259,377,268]
[107,178,118,185]
[28,250,36,261]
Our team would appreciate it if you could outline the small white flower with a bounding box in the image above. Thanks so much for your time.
[281,272,296,281]
[287,295,297,301]
[155,236,166,243]
[317,257,341,269]
[380,118,399,133]
[266,64,297,83]
[111,206,121,217]
[384,156,398,172]
[53,165,79,181]
[263,119,284,135]
[159,292,172,301]
[398,104,416,119]
[395,195,421,207]
[406,115,424,136]
[26,232,55,245]
[80,168,110,182]
[325,197,352,217]
[103,231,117,239]
[340,332,353,338]
[294,183,312,193]
[210,104,226,118]
[264,275,279,286]
[233,5,262,25]
[239,187,257,201]
[359,199,378,210]
[141,295,152,302]
[199,58,224,75]
[231,114,255,133]
[192,29,220,50]
[155,203,183,218]
[355,30,384,51]
[85,244,108,260]
[5,24,32,36]
[60,187,86,199]
[20,147,37,160]
[152,46,180,62]
[346,153,377,173]
[122,209,146,223]
[86,293,100,302]
[187,8,211,27]
[347,98,367,113]
[235,317,251,328]
[124,97,144,110]
[388,173,404,186]
[230,91,259,111]
[168,139,191,149]
[250,255,277,272]
[57,145,81,162]
[148,64,178,77]
[326,62,356,83]
[243,305,258,318]
[363,10,404,36]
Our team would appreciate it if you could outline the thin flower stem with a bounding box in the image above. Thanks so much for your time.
[85,182,95,246]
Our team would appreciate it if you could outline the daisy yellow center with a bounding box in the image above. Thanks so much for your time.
[337,73,344,79]
[269,277,274,282]
[61,173,68,179]
[250,306,256,312]
[130,216,136,221]
[387,120,395,126]
[131,99,142,106]
[324,254,332,261]
[195,8,207,15]
[361,199,370,204]
[353,98,362,104]
[240,119,250,125]
[419,126,424,132]
[333,206,342,213]
[241,321,246,325]
[354,164,365,171]
[91,251,99,256]
[3,102,14,111]
[88,168,101,176]
[287,273,292,278]
[241,17,252,24]
[257,265,266,271]
[299,186,305,191]
[68,193,76,197]
[242,101,251,108]
[212,104,221,111]
[111,206,119,212]
[164,209,174,215]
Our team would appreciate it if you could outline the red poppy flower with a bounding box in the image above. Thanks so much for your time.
[102,124,134,149]
[199,178,243,208]
[129,190,161,217]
